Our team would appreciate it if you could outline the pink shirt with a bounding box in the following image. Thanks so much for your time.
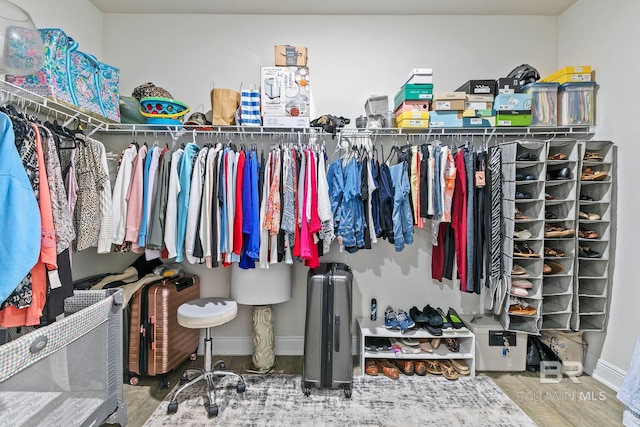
[125,145,147,252]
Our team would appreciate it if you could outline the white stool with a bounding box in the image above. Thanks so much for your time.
[167,297,245,418]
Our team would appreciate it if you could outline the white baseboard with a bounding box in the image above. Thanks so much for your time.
[204,336,358,356]
[592,358,627,392]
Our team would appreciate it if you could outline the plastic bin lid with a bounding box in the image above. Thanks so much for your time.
[559,81,598,90]
[522,81,560,90]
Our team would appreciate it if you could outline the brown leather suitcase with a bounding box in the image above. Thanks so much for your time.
[127,274,200,387]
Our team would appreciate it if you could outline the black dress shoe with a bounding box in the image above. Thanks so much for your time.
[422,305,444,327]
[548,167,572,180]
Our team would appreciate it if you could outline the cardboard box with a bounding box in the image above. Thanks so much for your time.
[541,65,592,82]
[457,79,497,96]
[460,315,526,372]
[260,66,311,117]
[465,94,494,110]
[393,84,434,109]
[429,110,463,127]
[496,110,532,127]
[365,95,389,116]
[396,110,430,121]
[431,92,466,111]
[394,100,430,115]
[404,68,433,85]
[463,109,495,127]
[494,93,532,111]
[274,45,308,66]
[262,116,310,128]
[396,118,429,129]
[497,77,523,94]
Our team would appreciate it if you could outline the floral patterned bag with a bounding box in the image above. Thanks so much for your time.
[5,28,120,122]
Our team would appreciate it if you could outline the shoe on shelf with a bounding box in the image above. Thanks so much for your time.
[384,306,401,330]
[409,306,430,325]
[510,286,529,297]
[544,246,565,257]
[579,211,601,221]
[373,337,392,352]
[422,323,443,336]
[419,339,433,353]
[430,337,442,349]
[578,228,599,239]
[584,150,604,161]
[512,279,533,289]
[414,361,428,376]
[424,360,442,375]
[581,167,608,181]
[444,337,460,352]
[580,193,595,201]
[579,246,601,258]
[514,226,532,239]
[390,338,421,354]
[543,261,564,275]
[365,359,379,376]
[401,337,420,347]
[423,305,444,327]
[545,193,557,201]
[373,359,399,379]
[511,264,527,276]
[514,207,529,220]
[548,152,568,161]
[508,297,537,316]
[435,307,453,329]
[450,359,470,376]
[364,337,379,352]
[544,224,575,238]
[440,360,460,380]
[517,152,538,161]
[515,191,533,199]
[447,308,466,329]
[394,360,415,376]
[547,167,572,180]
[395,308,416,332]
[514,242,540,258]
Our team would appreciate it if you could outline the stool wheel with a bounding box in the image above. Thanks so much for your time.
[161,377,170,389]
[167,401,178,414]
[189,352,197,361]
[129,376,139,386]
[208,404,218,418]
[237,382,246,393]
[179,373,189,386]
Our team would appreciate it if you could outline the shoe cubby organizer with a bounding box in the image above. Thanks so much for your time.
[356,318,476,377]
[504,139,616,334]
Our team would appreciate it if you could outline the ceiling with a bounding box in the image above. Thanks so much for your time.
[88,0,577,16]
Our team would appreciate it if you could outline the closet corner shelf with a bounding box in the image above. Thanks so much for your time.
[0,80,595,137]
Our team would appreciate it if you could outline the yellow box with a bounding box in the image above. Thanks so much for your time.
[541,66,592,83]
[396,118,429,129]
[396,110,430,121]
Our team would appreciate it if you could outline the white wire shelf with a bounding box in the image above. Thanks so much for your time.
[0,79,595,138]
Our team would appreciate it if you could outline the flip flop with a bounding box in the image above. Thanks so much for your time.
[583,150,604,162]
[514,242,540,258]
[424,360,442,375]
[450,359,470,375]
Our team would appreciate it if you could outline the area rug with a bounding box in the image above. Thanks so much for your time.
[143,372,536,426]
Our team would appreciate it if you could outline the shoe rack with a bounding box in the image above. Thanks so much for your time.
[356,318,476,377]
[542,139,581,331]
[573,140,615,331]
[502,140,546,335]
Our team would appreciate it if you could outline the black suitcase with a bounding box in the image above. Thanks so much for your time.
[303,263,353,398]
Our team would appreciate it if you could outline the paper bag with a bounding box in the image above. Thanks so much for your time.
[211,88,240,125]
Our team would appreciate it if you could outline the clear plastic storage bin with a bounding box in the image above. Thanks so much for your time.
[559,82,597,125]
[522,82,559,126]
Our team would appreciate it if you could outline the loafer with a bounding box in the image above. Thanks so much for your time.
[365,359,379,376]
[413,360,428,376]
[516,152,537,161]
[409,306,430,325]
[422,305,444,327]
[374,359,399,379]
[394,360,415,376]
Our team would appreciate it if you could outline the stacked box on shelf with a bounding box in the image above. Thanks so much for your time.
[394,74,433,129]
[522,82,559,127]
[559,82,598,126]
[261,48,311,128]
[463,95,495,127]
[497,77,524,94]
[495,93,533,127]
[541,65,593,84]
[429,92,465,128]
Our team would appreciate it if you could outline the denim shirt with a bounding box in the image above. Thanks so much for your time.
[327,157,363,249]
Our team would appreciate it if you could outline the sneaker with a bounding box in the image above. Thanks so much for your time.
[395,309,415,332]
[384,306,401,330]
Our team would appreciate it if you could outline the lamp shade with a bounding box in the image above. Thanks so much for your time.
[0,1,44,75]
[230,263,292,306]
